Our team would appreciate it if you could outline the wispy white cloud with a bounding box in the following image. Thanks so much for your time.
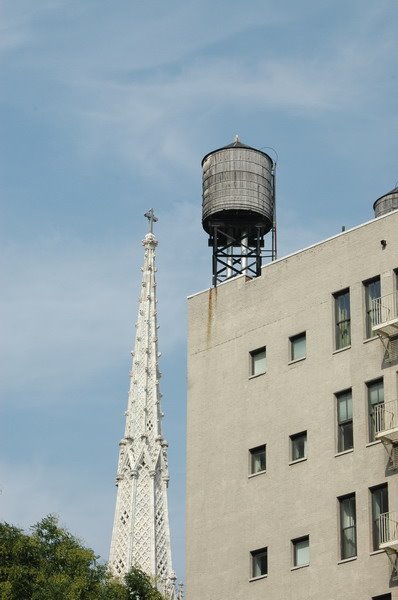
[0,0,283,68]
[37,20,398,179]
[0,0,67,56]
[0,201,207,405]
[0,237,135,401]
[1,0,397,182]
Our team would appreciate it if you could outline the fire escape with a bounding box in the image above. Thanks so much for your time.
[372,292,398,574]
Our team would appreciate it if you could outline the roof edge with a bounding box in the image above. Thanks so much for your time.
[187,207,398,300]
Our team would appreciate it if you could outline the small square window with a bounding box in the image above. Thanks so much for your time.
[290,332,306,362]
[250,347,266,376]
[250,547,267,578]
[292,535,309,567]
[290,431,307,462]
[249,445,266,475]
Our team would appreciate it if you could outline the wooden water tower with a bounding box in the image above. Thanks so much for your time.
[202,136,276,286]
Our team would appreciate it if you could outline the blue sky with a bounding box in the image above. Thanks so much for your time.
[1,0,397,581]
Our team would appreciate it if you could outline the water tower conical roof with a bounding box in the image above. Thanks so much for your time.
[373,186,398,210]
[201,139,273,166]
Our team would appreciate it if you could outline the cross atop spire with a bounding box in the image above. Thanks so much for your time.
[144,208,158,233]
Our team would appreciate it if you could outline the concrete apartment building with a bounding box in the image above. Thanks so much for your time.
[186,141,398,599]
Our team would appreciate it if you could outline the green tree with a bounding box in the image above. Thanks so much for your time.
[124,567,165,600]
[0,516,167,600]
[0,515,126,600]
[0,521,39,600]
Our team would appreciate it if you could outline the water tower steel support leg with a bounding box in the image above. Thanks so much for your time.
[272,225,277,261]
[227,228,233,279]
[272,168,277,261]
[241,231,248,275]
[212,227,218,288]
[256,229,262,276]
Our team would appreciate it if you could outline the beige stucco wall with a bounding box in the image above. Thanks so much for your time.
[186,210,398,600]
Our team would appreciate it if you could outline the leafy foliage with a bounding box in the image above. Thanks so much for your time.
[125,567,165,600]
[0,516,165,600]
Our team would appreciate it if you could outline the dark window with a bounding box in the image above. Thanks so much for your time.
[371,484,389,551]
[368,379,384,442]
[364,277,381,338]
[339,493,357,559]
[251,547,267,578]
[372,595,391,600]
[290,431,307,462]
[334,289,351,349]
[249,445,266,475]
[336,389,353,452]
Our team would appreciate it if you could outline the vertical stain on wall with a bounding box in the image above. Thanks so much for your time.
[207,286,217,343]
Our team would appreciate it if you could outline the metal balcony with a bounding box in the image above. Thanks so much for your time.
[374,400,398,443]
[372,292,398,337]
[379,511,398,551]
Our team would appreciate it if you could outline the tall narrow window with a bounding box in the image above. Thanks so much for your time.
[250,347,266,376]
[334,289,351,349]
[250,547,267,578]
[249,445,266,475]
[336,389,353,452]
[364,276,381,338]
[292,536,309,567]
[368,379,384,442]
[371,484,389,550]
[339,493,357,559]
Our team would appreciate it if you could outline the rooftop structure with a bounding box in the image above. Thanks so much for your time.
[202,136,276,286]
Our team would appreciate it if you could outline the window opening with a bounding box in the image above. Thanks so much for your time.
[334,289,351,349]
[364,277,381,338]
[249,445,266,475]
[339,493,357,560]
[251,547,267,578]
[292,536,309,567]
[368,379,384,442]
[336,389,353,452]
[290,431,307,462]
[371,484,388,551]
[250,347,266,376]
[290,332,306,362]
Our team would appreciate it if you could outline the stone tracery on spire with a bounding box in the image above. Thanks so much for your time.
[109,211,178,598]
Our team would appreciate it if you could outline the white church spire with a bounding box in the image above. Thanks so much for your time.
[109,210,176,596]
